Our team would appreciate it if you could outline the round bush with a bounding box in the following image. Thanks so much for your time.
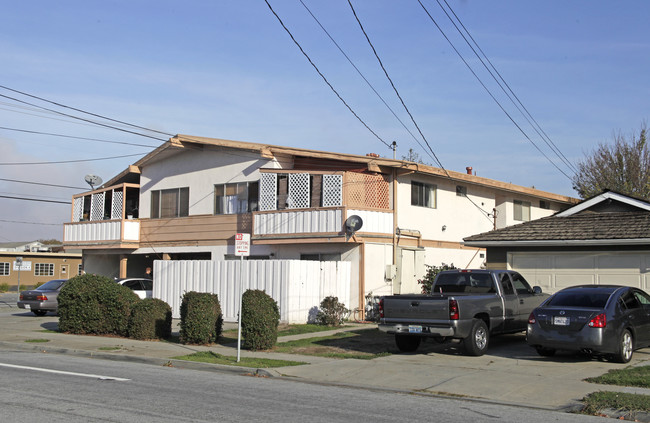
[241,289,280,351]
[58,274,140,336]
[179,291,223,345]
[316,296,348,326]
[128,298,172,340]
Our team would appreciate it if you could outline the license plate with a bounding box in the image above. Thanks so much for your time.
[408,325,422,333]
[24,304,31,310]
[553,316,569,326]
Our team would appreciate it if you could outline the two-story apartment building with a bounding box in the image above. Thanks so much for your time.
[63,135,576,316]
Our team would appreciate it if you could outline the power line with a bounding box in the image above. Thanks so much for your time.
[0,195,69,204]
[417,0,574,181]
[0,178,86,190]
[436,0,577,175]
[0,85,174,138]
[0,126,160,149]
[263,0,392,149]
[0,152,147,166]
[0,219,62,226]
[0,92,168,142]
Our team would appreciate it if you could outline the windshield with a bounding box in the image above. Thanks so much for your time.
[434,273,495,294]
[37,280,65,291]
[546,291,611,308]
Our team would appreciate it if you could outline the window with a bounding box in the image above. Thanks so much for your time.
[499,273,514,295]
[510,273,533,295]
[456,185,467,197]
[513,199,531,221]
[214,182,259,214]
[0,262,9,276]
[411,181,437,208]
[78,264,83,275]
[540,200,550,210]
[300,253,341,261]
[34,263,54,276]
[151,187,189,218]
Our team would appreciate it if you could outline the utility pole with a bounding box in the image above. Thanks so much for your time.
[391,141,397,160]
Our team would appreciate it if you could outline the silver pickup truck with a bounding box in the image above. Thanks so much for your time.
[378,269,548,355]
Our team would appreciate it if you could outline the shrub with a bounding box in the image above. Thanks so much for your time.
[179,291,223,345]
[128,298,172,340]
[418,263,457,294]
[0,283,9,293]
[316,296,348,326]
[241,290,280,351]
[58,274,140,336]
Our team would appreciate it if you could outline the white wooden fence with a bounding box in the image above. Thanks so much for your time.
[153,260,351,323]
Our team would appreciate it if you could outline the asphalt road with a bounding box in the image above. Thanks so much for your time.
[0,351,607,423]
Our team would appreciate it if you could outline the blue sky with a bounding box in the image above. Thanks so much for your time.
[1,1,649,242]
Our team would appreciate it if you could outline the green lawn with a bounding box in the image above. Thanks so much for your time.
[171,351,305,368]
[581,365,650,418]
[585,365,650,388]
[272,329,392,359]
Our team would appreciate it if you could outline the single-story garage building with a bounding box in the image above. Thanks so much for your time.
[464,191,650,293]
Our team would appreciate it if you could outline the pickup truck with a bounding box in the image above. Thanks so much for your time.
[378,269,548,355]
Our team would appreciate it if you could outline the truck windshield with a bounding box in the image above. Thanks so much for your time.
[434,273,495,294]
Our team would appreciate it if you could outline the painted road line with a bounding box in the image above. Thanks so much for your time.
[0,362,131,381]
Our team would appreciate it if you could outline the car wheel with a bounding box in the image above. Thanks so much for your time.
[464,319,489,356]
[395,334,421,353]
[535,347,556,357]
[612,329,634,363]
[32,310,47,316]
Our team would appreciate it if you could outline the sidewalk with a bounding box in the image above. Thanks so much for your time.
[1,307,649,416]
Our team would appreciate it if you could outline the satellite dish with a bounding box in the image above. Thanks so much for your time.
[345,215,363,241]
[84,174,103,190]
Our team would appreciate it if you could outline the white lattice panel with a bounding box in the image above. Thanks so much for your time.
[90,192,105,221]
[259,173,277,211]
[322,174,342,207]
[73,197,84,222]
[288,173,310,209]
[111,190,123,219]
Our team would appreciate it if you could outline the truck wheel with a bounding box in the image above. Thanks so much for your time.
[395,334,421,353]
[464,319,489,356]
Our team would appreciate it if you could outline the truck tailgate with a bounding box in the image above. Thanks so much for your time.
[382,294,449,322]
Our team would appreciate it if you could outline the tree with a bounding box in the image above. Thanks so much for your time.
[402,148,431,166]
[572,124,650,200]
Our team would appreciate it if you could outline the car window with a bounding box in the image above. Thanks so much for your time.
[622,291,641,310]
[510,273,532,295]
[38,280,65,291]
[499,273,514,295]
[141,279,153,290]
[547,291,611,308]
[122,280,143,290]
[633,290,650,306]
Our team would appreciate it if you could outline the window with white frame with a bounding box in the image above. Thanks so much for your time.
[514,200,531,222]
[411,181,437,208]
[151,187,189,218]
[214,182,259,214]
[0,262,9,276]
[34,263,54,276]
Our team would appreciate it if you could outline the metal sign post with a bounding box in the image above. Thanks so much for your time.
[234,233,250,363]
[15,257,22,294]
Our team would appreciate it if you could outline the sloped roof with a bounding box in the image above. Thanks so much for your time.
[464,212,650,246]
[102,134,577,204]
[464,191,650,246]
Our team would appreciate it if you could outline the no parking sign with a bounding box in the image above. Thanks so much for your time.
[235,233,250,257]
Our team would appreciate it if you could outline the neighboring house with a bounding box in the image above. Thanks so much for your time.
[464,191,650,294]
[63,135,576,317]
[0,241,59,253]
[0,250,82,289]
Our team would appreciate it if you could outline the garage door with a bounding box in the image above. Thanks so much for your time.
[509,251,650,293]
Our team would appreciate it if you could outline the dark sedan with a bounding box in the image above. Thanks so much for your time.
[17,279,67,316]
[527,285,650,362]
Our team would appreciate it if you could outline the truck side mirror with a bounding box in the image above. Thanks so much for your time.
[533,286,543,295]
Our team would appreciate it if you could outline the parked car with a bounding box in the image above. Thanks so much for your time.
[378,269,548,355]
[17,279,67,316]
[115,277,152,299]
[527,285,650,363]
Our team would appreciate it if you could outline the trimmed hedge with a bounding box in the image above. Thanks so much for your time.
[128,298,172,340]
[58,274,140,336]
[316,296,348,326]
[241,290,280,351]
[179,291,223,345]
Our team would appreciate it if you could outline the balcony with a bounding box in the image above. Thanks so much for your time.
[63,183,141,249]
[253,170,394,239]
